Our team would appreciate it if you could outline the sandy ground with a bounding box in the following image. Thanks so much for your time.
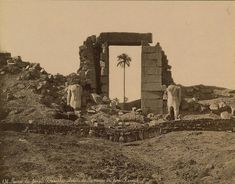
[0,131,235,184]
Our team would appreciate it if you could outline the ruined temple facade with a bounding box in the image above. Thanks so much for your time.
[78,32,174,114]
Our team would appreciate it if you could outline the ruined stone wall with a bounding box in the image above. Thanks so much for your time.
[161,50,174,86]
[1,119,234,143]
[160,48,174,114]
[78,35,101,93]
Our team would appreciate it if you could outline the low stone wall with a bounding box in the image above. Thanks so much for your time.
[1,119,234,143]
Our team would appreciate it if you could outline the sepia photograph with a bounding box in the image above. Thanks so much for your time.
[0,1,235,183]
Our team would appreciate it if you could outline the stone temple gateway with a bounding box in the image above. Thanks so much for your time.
[78,32,174,114]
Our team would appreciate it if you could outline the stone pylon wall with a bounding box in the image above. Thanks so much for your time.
[161,50,174,86]
[78,36,101,92]
[141,43,163,114]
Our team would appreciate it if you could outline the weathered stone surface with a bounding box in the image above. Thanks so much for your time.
[142,46,158,53]
[101,85,108,92]
[100,76,108,83]
[161,49,174,86]
[218,101,227,109]
[100,53,106,60]
[102,96,110,104]
[6,93,15,101]
[142,91,162,99]
[142,53,160,60]
[101,67,108,76]
[141,44,164,113]
[142,83,162,91]
[17,83,25,89]
[143,67,162,75]
[143,59,162,67]
[209,103,219,111]
[119,112,145,123]
[142,99,163,108]
[220,111,232,119]
[200,88,213,94]
[142,75,162,83]
[110,100,118,109]
[0,52,11,66]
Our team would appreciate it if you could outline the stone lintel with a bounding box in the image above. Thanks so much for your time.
[98,32,152,46]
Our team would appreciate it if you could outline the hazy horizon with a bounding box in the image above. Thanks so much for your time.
[1,1,235,101]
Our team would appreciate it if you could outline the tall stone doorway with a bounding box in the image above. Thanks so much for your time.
[78,32,174,114]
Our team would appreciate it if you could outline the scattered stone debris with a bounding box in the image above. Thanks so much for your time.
[209,103,219,112]
[220,111,232,119]
[91,93,103,104]
[1,51,235,143]
[0,71,5,75]
[28,119,34,124]
[6,93,15,101]
[119,112,145,123]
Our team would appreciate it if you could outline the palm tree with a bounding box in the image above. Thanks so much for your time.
[117,53,131,109]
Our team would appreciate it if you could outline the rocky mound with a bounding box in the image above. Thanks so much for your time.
[1,52,235,135]
[0,53,77,125]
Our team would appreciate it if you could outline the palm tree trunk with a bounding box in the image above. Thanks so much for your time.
[123,64,125,110]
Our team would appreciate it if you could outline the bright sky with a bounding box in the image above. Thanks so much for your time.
[109,46,141,101]
[0,1,235,101]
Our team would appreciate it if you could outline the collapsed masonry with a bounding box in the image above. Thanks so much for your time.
[78,32,174,114]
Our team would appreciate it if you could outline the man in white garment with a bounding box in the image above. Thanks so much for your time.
[67,84,83,110]
[165,84,182,120]
[100,60,105,76]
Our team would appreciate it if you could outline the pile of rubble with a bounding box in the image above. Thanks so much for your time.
[181,85,225,100]
[0,53,73,123]
[1,52,235,143]
[0,53,151,127]
[180,84,235,119]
